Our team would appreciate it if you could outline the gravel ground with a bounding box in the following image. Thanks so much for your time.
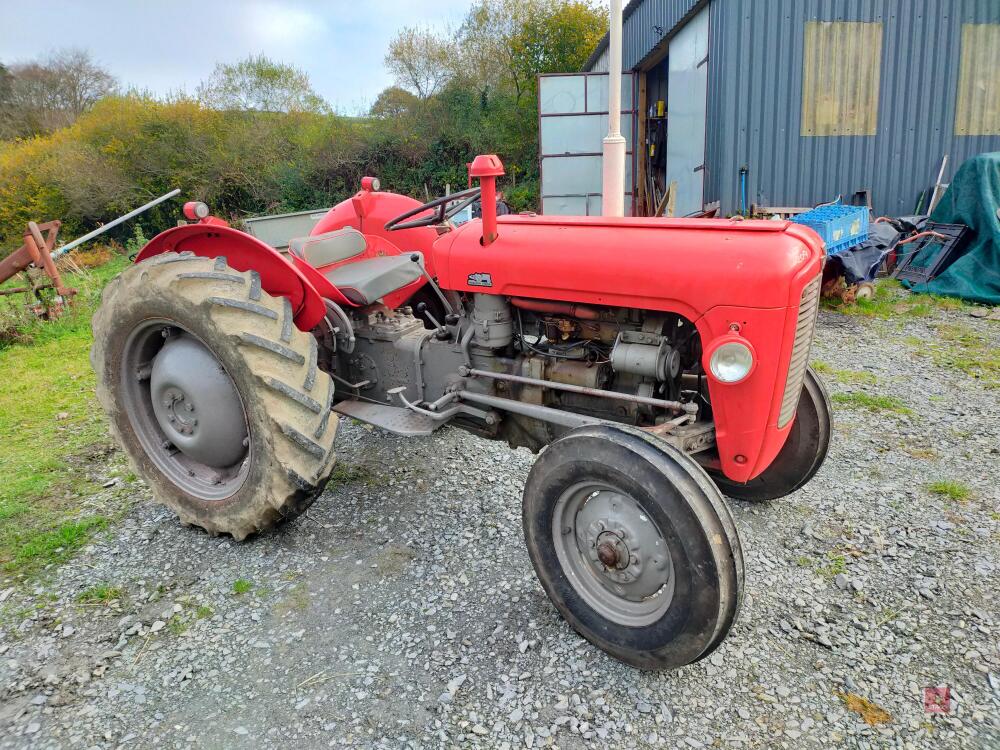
[1,305,998,749]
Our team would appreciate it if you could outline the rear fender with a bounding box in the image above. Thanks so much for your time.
[135,225,326,330]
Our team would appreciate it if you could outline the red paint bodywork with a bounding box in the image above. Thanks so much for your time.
[435,214,824,482]
[135,165,824,485]
[135,224,327,330]
[312,186,442,277]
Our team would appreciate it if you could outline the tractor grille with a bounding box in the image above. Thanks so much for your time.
[778,274,822,428]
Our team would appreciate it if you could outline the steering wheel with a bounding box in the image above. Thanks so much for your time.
[385,187,481,231]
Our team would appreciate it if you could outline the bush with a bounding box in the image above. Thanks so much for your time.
[124,225,148,257]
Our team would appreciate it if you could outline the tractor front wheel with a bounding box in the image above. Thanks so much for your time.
[706,367,832,503]
[522,424,743,670]
[91,252,337,540]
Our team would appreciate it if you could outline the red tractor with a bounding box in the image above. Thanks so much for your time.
[91,155,830,669]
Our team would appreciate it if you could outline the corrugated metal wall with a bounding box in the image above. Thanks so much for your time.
[590,0,1000,217]
[710,0,1000,216]
[587,0,703,72]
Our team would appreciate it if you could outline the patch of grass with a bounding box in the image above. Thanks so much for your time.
[328,463,384,486]
[824,280,969,320]
[926,480,973,503]
[168,615,188,635]
[922,324,1000,387]
[831,391,911,414]
[232,578,253,595]
[811,360,877,384]
[195,605,214,619]
[875,607,902,626]
[817,552,848,578]
[76,583,123,605]
[0,256,132,581]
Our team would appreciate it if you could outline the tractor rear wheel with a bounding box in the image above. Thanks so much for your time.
[706,367,832,502]
[91,252,337,540]
[522,424,743,670]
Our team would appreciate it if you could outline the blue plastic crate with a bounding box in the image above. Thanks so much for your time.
[791,204,869,255]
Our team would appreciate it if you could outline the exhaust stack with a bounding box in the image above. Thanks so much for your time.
[602,0,625,217]
[468,154,505,246]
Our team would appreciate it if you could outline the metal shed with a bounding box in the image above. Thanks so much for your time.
[574,0,1000,217]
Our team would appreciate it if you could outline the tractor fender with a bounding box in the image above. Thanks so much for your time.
[135,224,326,331]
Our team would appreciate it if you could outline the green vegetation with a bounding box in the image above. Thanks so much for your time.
[328,462,384,487]
[232,578,253,595]
[818,552,848,578]
[810,361,876,384]
[0,1,606,250]
[831,391,912,414]
[823,280,968,319]
[922,324,1000,388]
[195,605,214,620]
[926,480,973,503]
[0,256,135,580]
[77,583,124,605]
[168,615,188,635]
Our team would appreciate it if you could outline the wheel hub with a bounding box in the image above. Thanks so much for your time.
[149,332,248,468]
[555,485,674,625]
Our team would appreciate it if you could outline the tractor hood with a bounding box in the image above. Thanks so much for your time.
[433,215,825,319]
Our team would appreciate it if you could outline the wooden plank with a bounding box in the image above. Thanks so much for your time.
[801,22,883,136]
[955,24,1000,136]
[636,72,648,216]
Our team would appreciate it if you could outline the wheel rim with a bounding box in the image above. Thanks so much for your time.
[120,319,250,501]
[552,482,674,627]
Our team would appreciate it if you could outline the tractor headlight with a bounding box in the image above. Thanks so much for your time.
[708,340,755,384]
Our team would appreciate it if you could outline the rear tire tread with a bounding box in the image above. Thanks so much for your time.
[92,252,338,540]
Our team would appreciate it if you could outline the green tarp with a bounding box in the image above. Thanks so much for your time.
[905,152,1000,305]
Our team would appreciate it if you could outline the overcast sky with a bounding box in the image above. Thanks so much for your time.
[0,0,473,114]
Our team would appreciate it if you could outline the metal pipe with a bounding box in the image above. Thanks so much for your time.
[602,0,626,217]
[408,253,455,316]
[459,366,684,411]
[52,188,181,258]
[455,390,603,429]
[510,297,602,320]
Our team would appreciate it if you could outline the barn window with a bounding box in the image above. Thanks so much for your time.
[955,24,1000,136]
[801,21,883,136]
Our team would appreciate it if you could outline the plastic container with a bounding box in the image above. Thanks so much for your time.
[791,204,869,255]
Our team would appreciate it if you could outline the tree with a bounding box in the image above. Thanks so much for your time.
[370,86,419,119]
[0,64,12,104]
[453,0,605,103]
[512,1,607,84]
[0,49,117,138]
[384,27,454,99]
[197,55,328,113]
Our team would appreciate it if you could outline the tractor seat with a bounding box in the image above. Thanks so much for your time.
[289,227,367,267]
[324,253,424,306]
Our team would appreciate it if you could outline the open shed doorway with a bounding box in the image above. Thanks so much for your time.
[637,5,709,217]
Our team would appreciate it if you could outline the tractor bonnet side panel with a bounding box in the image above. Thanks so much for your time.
[435,215,822,312]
